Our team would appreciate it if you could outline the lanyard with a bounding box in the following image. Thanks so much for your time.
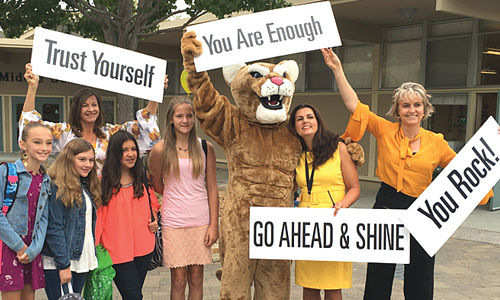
[305,153,315,195]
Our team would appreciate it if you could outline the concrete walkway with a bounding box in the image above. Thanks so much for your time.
[30,178,500,300]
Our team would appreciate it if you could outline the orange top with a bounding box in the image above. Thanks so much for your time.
[342,103,493,203]
[95,185,160,264]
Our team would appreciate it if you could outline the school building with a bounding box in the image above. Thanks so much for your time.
[1,0,499,208]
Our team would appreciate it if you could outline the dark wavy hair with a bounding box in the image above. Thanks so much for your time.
[289,104,340,169]
[101,130,144,205]
[69,88,106,139]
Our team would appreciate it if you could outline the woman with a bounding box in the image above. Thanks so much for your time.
[20,63,163,174]
[148,96,219,300]
[321,48,495,300]
[42,139,102,300]
[96,130,160,300]
[0,123,52,300]
[289,104,360,300]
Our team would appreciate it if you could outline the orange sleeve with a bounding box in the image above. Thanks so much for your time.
[479,190,494,206]
[341,102,391,141]
[95,205,107,246]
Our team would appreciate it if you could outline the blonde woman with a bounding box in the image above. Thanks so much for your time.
[321,48,495,300]
[149,96,219,300]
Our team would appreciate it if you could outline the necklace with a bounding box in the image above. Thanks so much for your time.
[177,145,189,152]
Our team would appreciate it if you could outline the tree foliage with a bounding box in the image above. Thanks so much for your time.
[0,0,290,50]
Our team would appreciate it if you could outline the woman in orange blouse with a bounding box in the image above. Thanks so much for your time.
[321,48,495,300]
[96,130,160,300]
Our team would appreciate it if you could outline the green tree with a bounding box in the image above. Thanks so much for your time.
[0,0,290,121]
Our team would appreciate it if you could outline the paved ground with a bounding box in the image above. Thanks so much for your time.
[28,168,500,299]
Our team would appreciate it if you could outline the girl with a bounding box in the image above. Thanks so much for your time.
[289,104,360,300]
[148,96,219,300]
[42,138,102,300]
[96,130,160,300]
[20,63,163,175]
[0,123,52,300]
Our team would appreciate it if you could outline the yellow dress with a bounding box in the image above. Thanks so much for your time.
[295,147,352,290]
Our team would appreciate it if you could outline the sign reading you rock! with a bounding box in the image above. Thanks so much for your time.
[31,27,167,103]
[250,207,410,264]
[187,1,341,71]
[402,117,500,257]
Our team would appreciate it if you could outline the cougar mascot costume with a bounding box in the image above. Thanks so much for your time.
[181,31,363,299]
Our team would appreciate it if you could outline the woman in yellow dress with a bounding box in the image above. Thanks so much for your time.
[289,104,360,300]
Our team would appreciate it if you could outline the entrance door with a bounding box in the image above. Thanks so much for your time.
[11,96,64,152]
[476,93,499,210]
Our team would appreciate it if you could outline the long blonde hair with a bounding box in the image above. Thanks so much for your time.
[48,139,102,208]
[162,96,204,180]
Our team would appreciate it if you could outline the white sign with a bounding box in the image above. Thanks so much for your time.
[187,1,341,71]
[402,117,500,257]
[31,27,167,103]
[250,207,410,264]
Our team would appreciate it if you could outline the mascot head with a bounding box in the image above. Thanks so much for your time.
[222,60,299,124]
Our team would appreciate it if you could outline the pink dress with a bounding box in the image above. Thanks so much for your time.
[0,172,45,291]
[161,155,212,268]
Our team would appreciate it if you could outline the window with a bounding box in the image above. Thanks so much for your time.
[426,38,470,87]
[340,45,373,90]
[431,19,472,37]
[381,40,421,88]
[428,94,468,151]
[306,50,333,91]
[479,33,500,85]
[165,60,181,95]
[101,97,116,123]
[11,96,64,151]
[0,96,3,152]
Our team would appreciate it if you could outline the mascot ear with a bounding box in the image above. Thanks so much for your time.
[278,60,299,83]
[223,63,247,85]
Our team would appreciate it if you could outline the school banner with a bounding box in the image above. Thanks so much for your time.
[249,207,410,264]
[187,1,341,71]
[31,27,167,103]
[402,117,500,257]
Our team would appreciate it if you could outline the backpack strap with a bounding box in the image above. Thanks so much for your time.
[1,162,19,216]
[201,139,207,158]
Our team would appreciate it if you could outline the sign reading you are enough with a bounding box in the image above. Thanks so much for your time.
[31,27,167,103]
[187,1,341,71]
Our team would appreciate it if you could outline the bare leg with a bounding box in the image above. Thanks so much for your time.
[20,284,35,300]
[170,267,188,300]
[303,287,321,300]
[187,265,204,300]
[325,289,342,300]
[1,290,22,300]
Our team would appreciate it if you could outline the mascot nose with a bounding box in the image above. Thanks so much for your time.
[270,76,284,86]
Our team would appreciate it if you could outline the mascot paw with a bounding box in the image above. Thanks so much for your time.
[215,268,222,281]
[345,137,365,167]
[181,31,203,72]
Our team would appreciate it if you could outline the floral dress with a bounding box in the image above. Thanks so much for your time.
[0,172,45,291]
[19,108,161,175]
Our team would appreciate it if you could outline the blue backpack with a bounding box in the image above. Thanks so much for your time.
[1,162,19,216]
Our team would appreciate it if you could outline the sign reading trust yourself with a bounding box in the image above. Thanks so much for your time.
[402,117,500,257]
[31,27,167,103]
[250,207,410,264]
[187,1,341,71]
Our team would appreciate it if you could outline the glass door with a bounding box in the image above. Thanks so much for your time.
[11,96,64,151]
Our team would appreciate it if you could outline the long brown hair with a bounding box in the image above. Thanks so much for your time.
[69,88,106,139]
[289,104,339,169]
[162,96,204,180]
[48,139,102,208]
